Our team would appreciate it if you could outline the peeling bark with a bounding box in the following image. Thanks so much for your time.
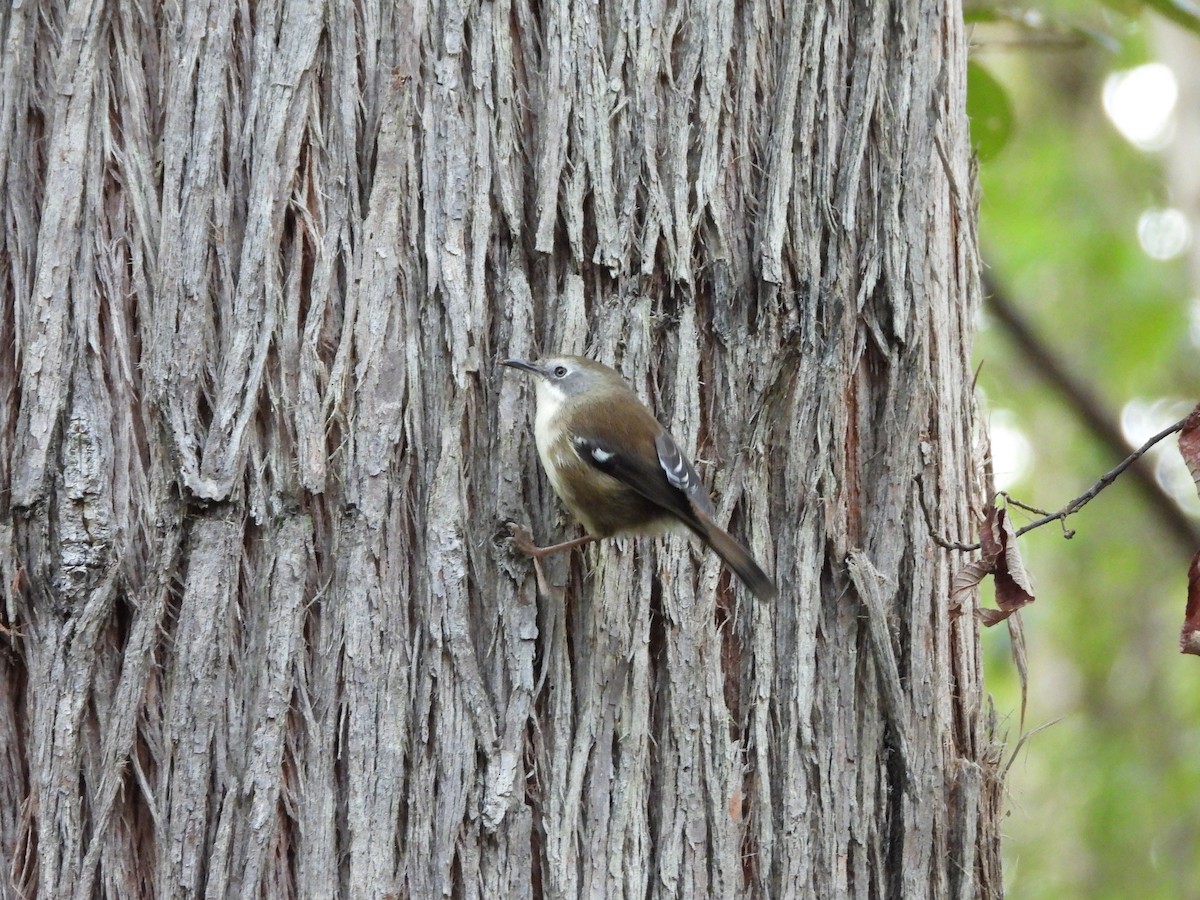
[0,1,1002,897]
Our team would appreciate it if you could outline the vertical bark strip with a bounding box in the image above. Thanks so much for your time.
[0,1,1002,897]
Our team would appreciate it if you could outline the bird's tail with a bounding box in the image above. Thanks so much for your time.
[693,510,778,600]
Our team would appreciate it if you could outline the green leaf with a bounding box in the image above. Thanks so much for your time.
[967,61,1014,161]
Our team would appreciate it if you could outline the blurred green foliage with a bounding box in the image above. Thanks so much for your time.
[967,3,1200,896]
[968,61,1016,160]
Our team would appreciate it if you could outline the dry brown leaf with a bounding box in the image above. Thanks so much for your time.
[1177,403,1200,491]
[951,505,1036,627]
[1182,551,1200,656]
[1176,404,1200,656]
[951,560,992,599]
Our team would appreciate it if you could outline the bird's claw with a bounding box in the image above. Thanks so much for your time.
[506,523,544,558]
[506,523,555,597]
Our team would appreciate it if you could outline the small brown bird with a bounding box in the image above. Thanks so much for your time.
[500,355,777,600]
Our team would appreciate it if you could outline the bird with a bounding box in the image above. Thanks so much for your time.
[499,354,777,600]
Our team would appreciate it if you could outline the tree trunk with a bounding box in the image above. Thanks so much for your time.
[0,1,1001,897]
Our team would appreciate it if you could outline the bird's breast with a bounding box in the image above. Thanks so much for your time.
[535,429,589,511]
[534,425,669,538]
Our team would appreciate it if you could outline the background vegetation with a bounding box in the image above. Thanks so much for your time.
[967,3,1200,895]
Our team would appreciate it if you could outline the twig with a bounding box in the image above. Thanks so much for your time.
[996,492,1051,517]
[984,271,1200,553]
[999,492,1075,539]
[924,416,1190,552]
[1007,417,1188,540]
[1001,716,1065,780]
[915,472,981,552]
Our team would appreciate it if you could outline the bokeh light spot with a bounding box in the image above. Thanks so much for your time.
[1102,63,1177,151]
[1136,208,1190,261]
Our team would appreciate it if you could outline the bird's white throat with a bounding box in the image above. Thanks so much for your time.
[532,380,567,461]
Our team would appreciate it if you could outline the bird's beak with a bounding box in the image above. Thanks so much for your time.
[499,357,543,377]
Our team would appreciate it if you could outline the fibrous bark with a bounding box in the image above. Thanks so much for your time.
[0,1,1001,897]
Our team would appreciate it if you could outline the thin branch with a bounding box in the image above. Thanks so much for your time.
[1008,417,1190,540]
[924,417,1190,552]
[996,492,1051,518]
[915,472,981,552]
[984,270,1200,554]
[1001,716,1065,780]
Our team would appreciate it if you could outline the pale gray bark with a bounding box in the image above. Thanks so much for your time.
[0,1,1001,898]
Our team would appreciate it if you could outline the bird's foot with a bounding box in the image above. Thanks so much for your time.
[507,523,548,558]
[506,523,556,598]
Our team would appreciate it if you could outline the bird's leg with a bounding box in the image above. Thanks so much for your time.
[506,524,598,559]
[506,525,598,600]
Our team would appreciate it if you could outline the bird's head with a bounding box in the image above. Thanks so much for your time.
[499,355,630,409]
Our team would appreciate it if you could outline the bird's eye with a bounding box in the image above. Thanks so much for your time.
[553,365,568,378]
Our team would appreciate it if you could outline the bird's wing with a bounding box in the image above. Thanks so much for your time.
[571,427,715,525]
[652,430,716,517]
[574,426,778,600]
